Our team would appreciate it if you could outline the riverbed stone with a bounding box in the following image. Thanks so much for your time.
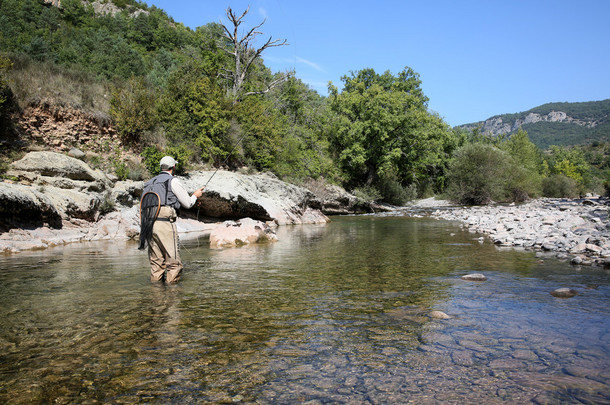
[461,273,488,281]
[571,256,584,265]
[429,310,451,319]
[209,218,278,248]
[426,197,610,266]
[550,288,578,298]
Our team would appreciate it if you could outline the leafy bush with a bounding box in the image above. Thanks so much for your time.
[542,174,580,198]
[114,159,129,181]
[141,145,191,176]
[446,143,513,205]
[352,185,382,203]
[141,146,164,175]
[377,177,416,206]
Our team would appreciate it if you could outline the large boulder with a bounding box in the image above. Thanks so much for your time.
[111,180,144,207]
[0,182,62,228]
[10,151,109,185]
[314,183,372,215]
[209,218,278,248]
[42,186,101,221]
[181,171,329,225]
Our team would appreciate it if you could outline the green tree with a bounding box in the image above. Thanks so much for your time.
[328,67,455,199]
[546,145,591,188]
[189,77,232,164]
[502,129,545,174]
[499,129,546,197]
[234,96,283,170]
[272,77,339,181]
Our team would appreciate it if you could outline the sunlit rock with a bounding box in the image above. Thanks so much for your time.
[183,170,329,225]
[550,288,578,298]
[429,310,451,319]
[461,273,488,281]
[209,218,278,248]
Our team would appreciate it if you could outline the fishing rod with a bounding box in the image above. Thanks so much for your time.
[195,131,249,221]
[202,131,249,189]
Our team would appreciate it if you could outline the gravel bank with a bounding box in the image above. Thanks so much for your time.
[412,197,610,267]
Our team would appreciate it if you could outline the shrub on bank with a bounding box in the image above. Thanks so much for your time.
[542,174,580,198]
[377,177,417,206]
[446,143,537,205]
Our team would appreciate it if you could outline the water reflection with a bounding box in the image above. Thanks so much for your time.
[0,216,608,403]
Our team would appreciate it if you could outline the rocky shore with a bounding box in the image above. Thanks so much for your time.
[0,151,377,254]
[417,197,610,267]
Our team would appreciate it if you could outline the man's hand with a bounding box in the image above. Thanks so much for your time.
[193,187,205,198]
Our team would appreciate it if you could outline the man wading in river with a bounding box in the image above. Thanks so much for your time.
[139,156,204,283]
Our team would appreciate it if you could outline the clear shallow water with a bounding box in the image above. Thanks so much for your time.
[0,215,608,404]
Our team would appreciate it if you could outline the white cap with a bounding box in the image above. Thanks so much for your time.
[160,156,176,168]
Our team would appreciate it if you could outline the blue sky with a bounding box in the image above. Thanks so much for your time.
[146,0,610,127]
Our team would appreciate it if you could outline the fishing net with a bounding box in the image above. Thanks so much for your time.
[139,191,161,250]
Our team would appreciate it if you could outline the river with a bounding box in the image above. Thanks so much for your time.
[0,215,608,404]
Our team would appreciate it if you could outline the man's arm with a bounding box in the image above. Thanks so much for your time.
[171,178,204,209]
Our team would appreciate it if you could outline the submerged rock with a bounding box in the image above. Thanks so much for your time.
[429,310,451,319]
[461,273,488,281]
[550,288,578,298]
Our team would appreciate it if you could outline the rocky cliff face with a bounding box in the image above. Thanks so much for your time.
[8,103,121,159]
[461,110,600,137]
[43,0,149,18]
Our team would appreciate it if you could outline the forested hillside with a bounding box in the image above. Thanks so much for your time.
[1,0,608,203]
[459,100,610,149]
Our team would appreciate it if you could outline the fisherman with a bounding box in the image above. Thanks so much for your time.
[139,156,204,283]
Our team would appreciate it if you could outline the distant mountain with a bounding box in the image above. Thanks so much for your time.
[457,99,610,149]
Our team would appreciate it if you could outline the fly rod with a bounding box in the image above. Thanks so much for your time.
[195,132,248,220]
[202,131,249,189]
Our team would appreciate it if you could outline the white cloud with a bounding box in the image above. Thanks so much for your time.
[296,57,324,72]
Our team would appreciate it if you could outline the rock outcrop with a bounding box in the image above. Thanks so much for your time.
[0,182,62,228]
[463,111,600,137]
[17,105,119,153]
[183,170,330,225]
[0,151,335,253]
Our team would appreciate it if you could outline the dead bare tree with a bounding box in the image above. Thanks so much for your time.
[220,7,292,104]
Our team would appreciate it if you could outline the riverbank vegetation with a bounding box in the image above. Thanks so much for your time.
[0,0,608,205]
